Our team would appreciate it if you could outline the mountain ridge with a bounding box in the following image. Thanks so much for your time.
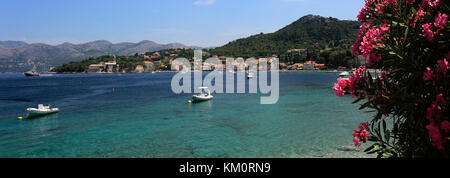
[0,40,191,72]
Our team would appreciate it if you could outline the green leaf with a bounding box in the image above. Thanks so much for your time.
[364,145,375,152]
[385,130,391,142]
[368,136,379,142]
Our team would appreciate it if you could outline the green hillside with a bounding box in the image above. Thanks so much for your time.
[209,15,361,59]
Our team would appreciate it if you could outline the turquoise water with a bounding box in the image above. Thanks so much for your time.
[0,72,373,158]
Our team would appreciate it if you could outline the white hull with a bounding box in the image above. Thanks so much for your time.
[26,108,59,117]
[192,95,213,102]
[247,72,255,79]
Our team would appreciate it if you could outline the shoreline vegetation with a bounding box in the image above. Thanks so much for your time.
[49,70,356,74]
[50,47,370,74]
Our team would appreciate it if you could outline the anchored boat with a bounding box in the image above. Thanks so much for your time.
[247,72,254,79]
[26,104,59,118]
[24,70,40,77]
[338,71,350,78]
[192,87,213,102]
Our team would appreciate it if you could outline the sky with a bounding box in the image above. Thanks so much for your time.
[0,0,365,47]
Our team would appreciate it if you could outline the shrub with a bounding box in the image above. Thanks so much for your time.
[334,0,449,158]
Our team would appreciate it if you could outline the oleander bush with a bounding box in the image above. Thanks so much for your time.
[333,0,449,158]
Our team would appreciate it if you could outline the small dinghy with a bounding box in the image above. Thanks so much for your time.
[26,104,59,118]
[192,87,213,102]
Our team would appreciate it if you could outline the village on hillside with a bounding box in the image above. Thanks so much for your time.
[61,48,368,74]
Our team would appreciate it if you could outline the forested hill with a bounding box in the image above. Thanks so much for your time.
[210,15,361,58]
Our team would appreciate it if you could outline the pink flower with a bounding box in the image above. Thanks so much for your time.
[357,7,369,22]
[360,27,385,57]
[359,130,370,139]
[347,66,365,96]
[426,92,448,150]
[385,0,397,6]
[441,121,450,133]
[352,129,360,137]
[437,58,449,75]
[426,122,445,150]
[352,122,370,147]
[380,24,390,32]
[422,23,434,42]
[421,0,441,9]
[426,103,441,121]
[352,43,361,56]
[368,54,382,66]
[352,24,371,56]
[435,93,445,104]
[417,9,425,17]
[359,122,370,130]
[333,78,349,97]
[380,72,388,80]
[406,0,415,4]
[353,137,361,147]
[423,67,434,81]
[333,83,344,97]
[375,5,385,15]
[434,13,448,29]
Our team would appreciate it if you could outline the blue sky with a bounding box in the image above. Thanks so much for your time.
[0,0,365,47]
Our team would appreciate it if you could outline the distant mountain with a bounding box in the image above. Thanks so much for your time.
[0,40,190,72]
[211,15,361,58]
[0,41,29,49]
[190,46,217,50]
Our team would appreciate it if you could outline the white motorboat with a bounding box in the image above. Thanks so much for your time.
[339,71,350,77]
[192,87,213,102]
[24,70,39,77]
[247,72,254,79]
[26,104,59,118]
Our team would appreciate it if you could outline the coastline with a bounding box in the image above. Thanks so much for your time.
[26,70,351,75]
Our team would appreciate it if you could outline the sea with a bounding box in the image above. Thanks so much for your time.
[0,72,374,158]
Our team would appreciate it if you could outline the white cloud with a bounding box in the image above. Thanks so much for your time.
[193,0,216,6]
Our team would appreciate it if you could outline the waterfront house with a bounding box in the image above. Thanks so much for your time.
[292,63,303,70]
[105,61,118,73]
[87,64,103,73]
[144,61,154,72]
[315,63,326,70]
[135,65,144,73]
[302,61,326,70]
[303,61,315,70]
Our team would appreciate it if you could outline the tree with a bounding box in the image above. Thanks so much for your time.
[333,0,449,158]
